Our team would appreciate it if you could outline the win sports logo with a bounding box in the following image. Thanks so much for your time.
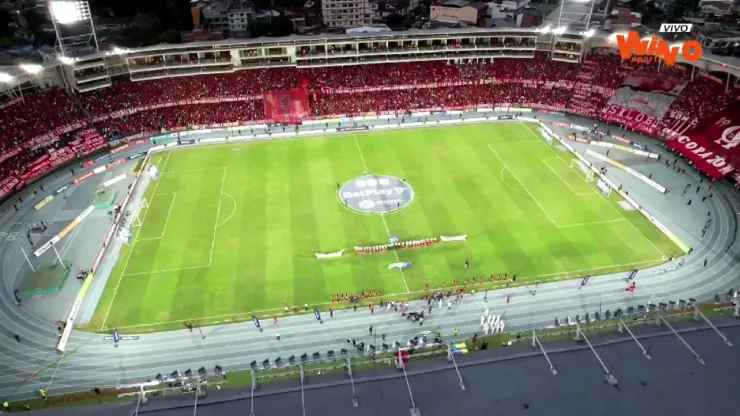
[616,29,702,66]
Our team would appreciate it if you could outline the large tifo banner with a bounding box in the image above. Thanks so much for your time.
[667,100,740,178]
[601,74,688,135]
[263,88,310,124]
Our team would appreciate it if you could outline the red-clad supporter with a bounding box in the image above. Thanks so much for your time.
[1,53,738,190]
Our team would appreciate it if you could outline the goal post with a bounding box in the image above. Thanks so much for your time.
[570,159,595,183]
[129,198,149,229]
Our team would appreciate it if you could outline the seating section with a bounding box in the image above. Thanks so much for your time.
[1,49,738,194]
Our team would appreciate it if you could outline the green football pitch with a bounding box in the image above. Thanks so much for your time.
[90,122,680,332]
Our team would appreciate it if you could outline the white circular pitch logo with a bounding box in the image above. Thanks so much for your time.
[339,175,414,214]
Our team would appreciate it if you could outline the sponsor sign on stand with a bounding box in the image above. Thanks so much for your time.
[128,152,146,160]
[73,171,95,185]
[107,158,127,169]
[337,126,370,132]
[34,195,54,211]
[103,174,127,188]
[81,160,95,168]
[110,144,130,154]
[612,135,632,144]
[55,185,69,195]
[667,101,740,178]
[103,334,139,341]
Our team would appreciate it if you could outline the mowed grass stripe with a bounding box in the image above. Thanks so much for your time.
[263,141,296,307]
[325,138,401,296]
[372,130,467,286]
[289,139,329,306]
[90,124,682,330]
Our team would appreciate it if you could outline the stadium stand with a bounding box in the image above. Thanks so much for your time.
[1,49,739,199]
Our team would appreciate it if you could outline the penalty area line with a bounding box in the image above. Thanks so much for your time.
[100,151,172,330]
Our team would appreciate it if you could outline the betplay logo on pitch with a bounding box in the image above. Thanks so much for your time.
[616,25,701,66]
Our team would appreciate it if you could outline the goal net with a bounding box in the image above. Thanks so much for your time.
[128,198,149,229]
[570,159,595,182]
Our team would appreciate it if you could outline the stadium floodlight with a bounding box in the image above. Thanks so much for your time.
[50,1,98,57]
[537,25,552,34]
[59,56,75,65]
[50,1,91,25]
[19,64,43,75]
[552,26,568,35]
[0,72,12,83]
[581,29,595,38]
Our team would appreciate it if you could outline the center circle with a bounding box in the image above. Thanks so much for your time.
[338,175,414,214]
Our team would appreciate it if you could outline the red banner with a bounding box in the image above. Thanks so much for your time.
[21,156,51,182]
[0,176,20,199]
[621,74,688,95]
[667,101,740,178]
[49,146,76,167]
[0,146,22,165]
[601,104,659,135]
[81,160,95,168]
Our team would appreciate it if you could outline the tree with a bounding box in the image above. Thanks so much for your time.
[669,0,699,19]
[22,8,45,33]
[0,8,14,37]
[268,15,294,37]
[248,18,269,37]
[154,29,181,44]
[385,13,405,27]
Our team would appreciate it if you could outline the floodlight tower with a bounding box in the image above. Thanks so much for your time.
[49,1,99,57]
[555,0,595,32]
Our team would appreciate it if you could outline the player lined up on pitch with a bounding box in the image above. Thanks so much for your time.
[331,290,383,302]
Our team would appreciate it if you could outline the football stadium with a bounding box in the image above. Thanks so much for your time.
[0,23,739,416]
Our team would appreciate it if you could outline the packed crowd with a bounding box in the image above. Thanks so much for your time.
[0,48,738,191]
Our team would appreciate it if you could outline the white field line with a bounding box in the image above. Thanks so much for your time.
[557,219,627,228]
[519,123,669,257]
[121,264,211,277]
[498,168,529,196]
[136,193,177,241]
[217,192,237,229]
[161,167,226,174]
[119,168,226,277]
[602,192,667,259]
[208,168,227,266]
[495,140,542,145]
[353,134,410,293]
[541,157,597,196]
[44,360,62,390]
[101,151,172,329]
[487,144,559,227]
[112,257,666,330]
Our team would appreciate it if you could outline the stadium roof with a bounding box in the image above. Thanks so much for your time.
[29,320,740,416]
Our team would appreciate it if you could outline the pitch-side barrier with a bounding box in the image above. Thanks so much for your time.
[56,110,690,353]
[584,149,667,193]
